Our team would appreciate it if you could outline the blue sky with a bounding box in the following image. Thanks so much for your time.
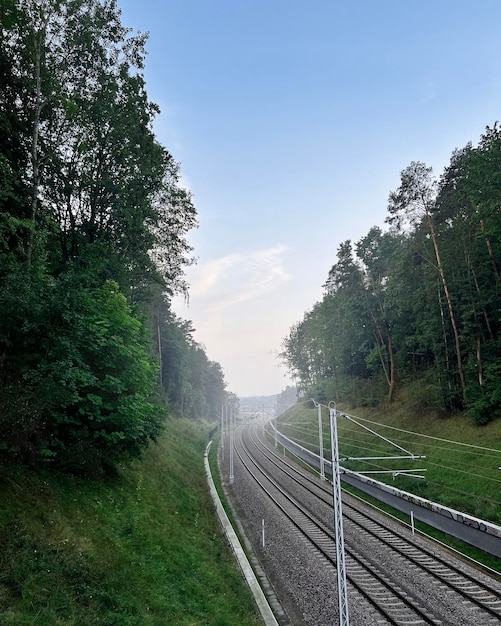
[118,0,501,397]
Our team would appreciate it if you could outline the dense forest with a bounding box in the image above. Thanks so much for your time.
[0,0,228,474]
[281,128,501,424]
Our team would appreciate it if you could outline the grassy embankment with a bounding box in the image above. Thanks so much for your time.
[0,417,262,626]
[277,397,501,572]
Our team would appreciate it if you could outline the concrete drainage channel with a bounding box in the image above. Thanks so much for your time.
[205,441,288,626]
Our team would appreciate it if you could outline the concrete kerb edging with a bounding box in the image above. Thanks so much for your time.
[204,441,279,626]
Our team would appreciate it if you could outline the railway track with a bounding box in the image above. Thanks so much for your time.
[228,420,501,626]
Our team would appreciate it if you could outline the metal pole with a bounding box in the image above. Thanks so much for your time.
[221,404,225,459]
[229,404,234,485]
[317,402,325,480]
[329,403,350,626]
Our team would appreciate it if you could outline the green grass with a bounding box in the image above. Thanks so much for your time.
[0,418,262,625]
[277,397,501,569]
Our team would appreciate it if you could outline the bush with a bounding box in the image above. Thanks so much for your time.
[465,358,501,424]
[404,371,449,416]
[0,269,163,473]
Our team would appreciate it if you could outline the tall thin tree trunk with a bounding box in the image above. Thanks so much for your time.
[479,218,500,284]
[437,279,450,371]
[476,337,484,387]
[387,332,396,403]
[157,324,163,387]
[373,324,390,386]
[371,317,396,401]
[26,28,44,267]
[426,210,465,392]
[368,280,396,403]
[468,254,494,340]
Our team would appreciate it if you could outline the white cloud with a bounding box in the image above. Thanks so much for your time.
[189,245,291,312]
[171,244,294,394]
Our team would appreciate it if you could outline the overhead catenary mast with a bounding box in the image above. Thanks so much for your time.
[329,402,350,626]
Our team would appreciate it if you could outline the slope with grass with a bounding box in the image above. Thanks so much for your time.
[277,397,501,569]
[0,417,262,626]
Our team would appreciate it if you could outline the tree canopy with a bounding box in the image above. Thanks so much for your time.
[0,0,226,473]
[281,125,501,423]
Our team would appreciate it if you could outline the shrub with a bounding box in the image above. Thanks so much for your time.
[0,270,163,473]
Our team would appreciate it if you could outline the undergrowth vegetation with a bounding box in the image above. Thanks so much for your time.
[0,417,261,625]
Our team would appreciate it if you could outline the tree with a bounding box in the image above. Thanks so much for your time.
[2,0,196,290]
[387,161,465,396]
[0,0,33,269]
[280,317,316,393]
[434,128,501,421]
[281,241,375,404]
[324,240,372,381]
[0,276,162,471]
[458,125,501,284]
[355,227,400,402]
[0,0,201,470]
[280,130,501,421]
[150,292,227,421]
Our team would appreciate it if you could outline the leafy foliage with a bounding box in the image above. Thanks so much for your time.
[0,1,224,472]
[281,125,501,423]
[0,272,163,472]
[149,291,227,422]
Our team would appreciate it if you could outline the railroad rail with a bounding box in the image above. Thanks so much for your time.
[228,420,501,626]
[267,418,501,558]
